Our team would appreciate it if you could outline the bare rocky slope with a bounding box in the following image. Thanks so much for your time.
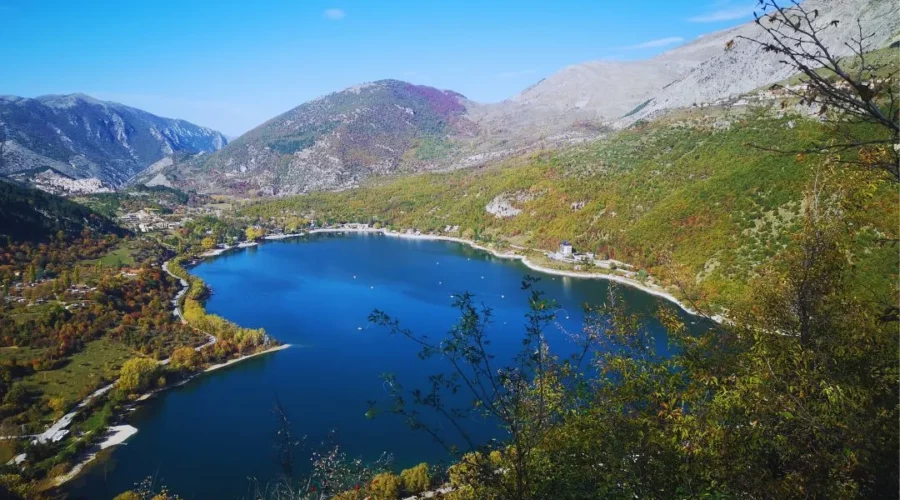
[466,31,733,148]
[0,94,227,189]
[474,0,898,141]
[631,0,899,122]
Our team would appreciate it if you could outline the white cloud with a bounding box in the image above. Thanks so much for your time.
[688,5,756,23]
[494,69,538,79]
[618,37,685,50]
[323,8,345,20]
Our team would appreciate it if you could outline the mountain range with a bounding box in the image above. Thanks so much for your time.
[0,0,896,196]
[0,93,227,191]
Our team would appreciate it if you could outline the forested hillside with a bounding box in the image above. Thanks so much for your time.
[240,110,896,308]
[0,180,124,242]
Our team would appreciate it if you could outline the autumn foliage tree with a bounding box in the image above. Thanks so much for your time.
[169,347,201,372]
[118,357,159,395]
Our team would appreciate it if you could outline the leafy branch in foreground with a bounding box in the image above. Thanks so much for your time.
[249,401,394,500]
[368,277,654,499]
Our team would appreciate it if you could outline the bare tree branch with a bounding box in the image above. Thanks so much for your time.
[733,0,899,181]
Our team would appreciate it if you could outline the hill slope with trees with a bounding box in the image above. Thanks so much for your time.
[0,179,125,243]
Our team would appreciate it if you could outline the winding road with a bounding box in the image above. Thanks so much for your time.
[6,260,216,450]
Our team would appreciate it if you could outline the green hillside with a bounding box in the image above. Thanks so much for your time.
[241,111,897,308]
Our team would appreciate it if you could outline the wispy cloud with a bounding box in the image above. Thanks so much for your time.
[688,4,756,23]
[323,8,345,20]
[618,37,685,50]
[494,69,538,79]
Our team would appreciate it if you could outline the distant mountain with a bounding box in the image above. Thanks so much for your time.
[167,80,477,195]
[472,0,899,141]
[0,93,228,189]
[0,178,124,243]
[466,33,728,147]
[632,0,899,121]
[158,0,896,196]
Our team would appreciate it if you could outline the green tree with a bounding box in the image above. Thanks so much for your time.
[169,347,201,372]
[118,357,159,394]
[3,383,29,408]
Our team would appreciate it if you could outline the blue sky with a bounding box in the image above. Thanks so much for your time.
[0,0,758,136]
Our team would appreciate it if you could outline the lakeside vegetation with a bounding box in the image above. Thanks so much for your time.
[166,256,270,359]
[0,179,282,497]
[239,111,896,310]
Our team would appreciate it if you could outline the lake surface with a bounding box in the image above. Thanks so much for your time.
[67,233,703,499]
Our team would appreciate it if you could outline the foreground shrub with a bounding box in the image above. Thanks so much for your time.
[400,462,430,494]
[368,472,401,499]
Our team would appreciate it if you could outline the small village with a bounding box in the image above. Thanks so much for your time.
[117,209,183,233]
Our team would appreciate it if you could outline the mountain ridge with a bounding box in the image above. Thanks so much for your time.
[159,0,896,195]
[6,0,893,197]
[167,79,476,196]
[0,93,228,190]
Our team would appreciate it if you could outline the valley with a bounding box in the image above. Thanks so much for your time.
[0,0,897,498]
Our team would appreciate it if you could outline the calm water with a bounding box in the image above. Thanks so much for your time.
[67,233,702,499]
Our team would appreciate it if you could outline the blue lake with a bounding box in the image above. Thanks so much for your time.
[66,233,703,499]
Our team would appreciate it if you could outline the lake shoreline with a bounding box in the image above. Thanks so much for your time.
[51,254,290,489]
[67,229,715,496]
[52,342,290,488]
[263,228,717,320]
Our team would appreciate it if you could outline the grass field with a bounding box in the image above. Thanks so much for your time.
[85,243,138,269]
[0,345,47,363]
[20,339,134,417]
